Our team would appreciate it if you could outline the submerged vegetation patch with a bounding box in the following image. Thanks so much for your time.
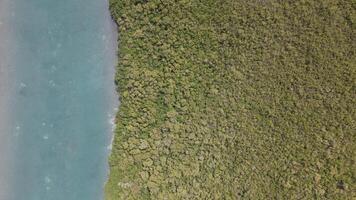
[106,0,355,199]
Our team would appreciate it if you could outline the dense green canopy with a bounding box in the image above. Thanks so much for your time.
[106,0,355,199]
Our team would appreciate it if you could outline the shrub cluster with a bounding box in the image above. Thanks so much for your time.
[106,0,355,199]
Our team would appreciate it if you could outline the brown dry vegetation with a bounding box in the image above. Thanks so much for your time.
[106,0,356,199]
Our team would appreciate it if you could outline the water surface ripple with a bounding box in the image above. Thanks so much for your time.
[0,0,117,199]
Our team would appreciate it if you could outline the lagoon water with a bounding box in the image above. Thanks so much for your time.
[0,0,117,199]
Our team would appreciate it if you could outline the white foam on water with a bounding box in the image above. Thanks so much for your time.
[44,176,51,184]
[13,126,21,137]
[107,114,116,151]
[19,82,27,88]
[49,80,56,87]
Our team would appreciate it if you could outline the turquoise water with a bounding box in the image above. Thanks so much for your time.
[0,0,117,199]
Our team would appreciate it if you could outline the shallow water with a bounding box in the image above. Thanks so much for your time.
[0,0,117,199]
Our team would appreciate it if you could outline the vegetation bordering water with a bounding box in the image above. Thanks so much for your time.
[106,0,355,199]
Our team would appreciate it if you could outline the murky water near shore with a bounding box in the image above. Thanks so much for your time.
[0,0,117,199]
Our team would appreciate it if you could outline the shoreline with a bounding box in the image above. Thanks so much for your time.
[102,0,119,195]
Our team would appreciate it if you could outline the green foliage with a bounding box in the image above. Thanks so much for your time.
[106,0,356,199]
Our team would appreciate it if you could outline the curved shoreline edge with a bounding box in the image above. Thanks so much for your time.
[102,0,120,197]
